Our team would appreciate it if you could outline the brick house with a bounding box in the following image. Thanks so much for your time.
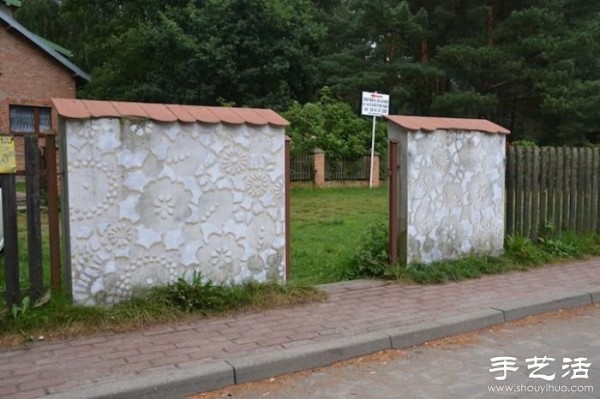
[0,0,89,172]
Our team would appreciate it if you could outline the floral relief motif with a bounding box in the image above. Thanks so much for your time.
[406,131,505,264]
[245,172,270,198]
[153,193,176,219]
[105,224,134,248]
[221,147,248,174]
[69,158,120,221]
[67,118,286,305]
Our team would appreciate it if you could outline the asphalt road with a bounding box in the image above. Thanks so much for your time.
[193,304,600,399]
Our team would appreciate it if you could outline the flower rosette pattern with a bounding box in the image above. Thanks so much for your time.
[136,178,192,231]
[69,158,120,220]
[221,147,249,175]
[197,231,245,285]
[102,223,135,257]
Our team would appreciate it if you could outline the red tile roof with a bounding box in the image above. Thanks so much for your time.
[51,99,289,127]
[385,115,510,135]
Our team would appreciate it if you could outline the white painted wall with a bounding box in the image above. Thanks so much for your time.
[62,118,286,305]
[390,126,505,264]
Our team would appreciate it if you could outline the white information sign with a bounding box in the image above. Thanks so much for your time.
[361,91,389,116]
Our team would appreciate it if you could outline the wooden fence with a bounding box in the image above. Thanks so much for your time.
[506,146,600,238]
[1,133,61,307]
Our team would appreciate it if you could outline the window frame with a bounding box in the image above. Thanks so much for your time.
[9,105,52,135]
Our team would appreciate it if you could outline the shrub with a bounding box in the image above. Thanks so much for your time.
[345,220,389,279]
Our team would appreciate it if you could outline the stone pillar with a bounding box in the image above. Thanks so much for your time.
[313,148,325,188]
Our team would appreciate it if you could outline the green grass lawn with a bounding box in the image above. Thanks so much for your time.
[290,186,388,284]
[0,212,52,291]
[0,186,389,292]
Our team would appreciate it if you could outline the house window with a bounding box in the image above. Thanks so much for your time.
[9,105,52,133]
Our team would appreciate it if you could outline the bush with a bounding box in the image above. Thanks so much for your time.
[345,220,389,279]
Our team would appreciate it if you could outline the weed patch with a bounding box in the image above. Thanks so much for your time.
[347,221,600,284]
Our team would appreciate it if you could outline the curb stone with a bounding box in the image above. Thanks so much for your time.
[387,309,505,349]
[227,331,391,384]
[491,292,592,322]
[43,361,234,399]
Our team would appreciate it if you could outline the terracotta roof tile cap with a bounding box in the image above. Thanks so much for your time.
[51,99,289,127]
[385,115,510,135]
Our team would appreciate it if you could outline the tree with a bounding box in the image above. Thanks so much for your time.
[15,0,600,144]
[283,88,386,158]
[319,1,439,115]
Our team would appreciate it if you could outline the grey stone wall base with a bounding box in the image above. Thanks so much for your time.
[590,290,600,304]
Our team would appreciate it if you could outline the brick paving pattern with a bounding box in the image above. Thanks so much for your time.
[0,258,598,398]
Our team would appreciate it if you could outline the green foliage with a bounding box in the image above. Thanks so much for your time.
[511,140,538,147]
[345,219,389,279]
[283,88,386,158]
[504,236,552,265]
[161,272,229,314]
[17,0,325,110]
[344,220,600,284]
[397,256,508,284]
[0,283,324,344]
[15,0,600,144]
[537,237,580,258]
[10,296,30,320]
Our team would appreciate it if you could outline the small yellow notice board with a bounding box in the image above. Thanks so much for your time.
[0,136,17,174]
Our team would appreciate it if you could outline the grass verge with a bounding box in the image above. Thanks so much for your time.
[348,220,600,284]
[0,280,325,346]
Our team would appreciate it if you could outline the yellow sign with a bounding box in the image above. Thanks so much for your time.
[0,136,17,174]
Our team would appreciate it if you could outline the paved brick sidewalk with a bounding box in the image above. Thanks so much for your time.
[1,259,599,398]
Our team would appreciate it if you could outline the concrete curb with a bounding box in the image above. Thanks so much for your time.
[491,292,592,322]
[387,309,506,349]
[45,289,599,399]
[44,361,234,399]
[227,331,391,384]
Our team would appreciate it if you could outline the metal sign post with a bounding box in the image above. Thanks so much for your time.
[361,92,389,188]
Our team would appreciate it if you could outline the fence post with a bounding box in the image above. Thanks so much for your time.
[388,140,398,265]
[313,148,325,188]
[1,174,20,307]
[25,134,43,300]
[505,146,515,236]
[285,136,291,281]
[46,132,62,290]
